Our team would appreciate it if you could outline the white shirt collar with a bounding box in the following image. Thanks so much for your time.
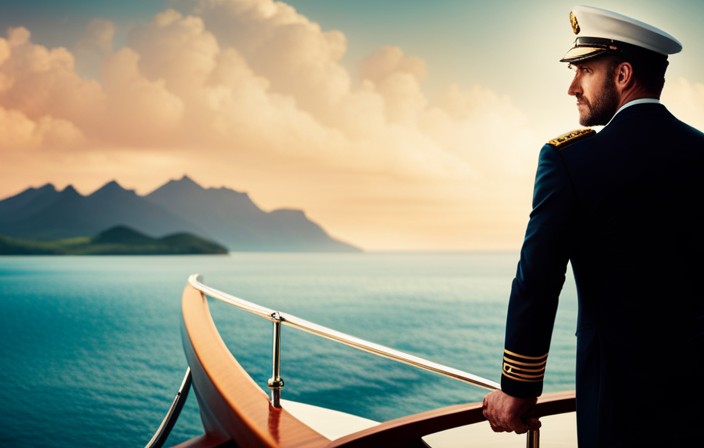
[605,98,661,127]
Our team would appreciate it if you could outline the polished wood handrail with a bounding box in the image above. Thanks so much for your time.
[182,283,330,448]
[329,391,575,448]
[180,282,576,448]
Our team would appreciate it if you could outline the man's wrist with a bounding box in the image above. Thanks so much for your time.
[500,376,543,399]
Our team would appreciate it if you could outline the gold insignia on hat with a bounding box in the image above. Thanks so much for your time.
[560,6,682,63]
[570,11,580,34]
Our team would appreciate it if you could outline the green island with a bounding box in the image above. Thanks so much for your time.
[0,225,228,255]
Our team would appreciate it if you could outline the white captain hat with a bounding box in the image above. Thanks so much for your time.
[561,5,682,63]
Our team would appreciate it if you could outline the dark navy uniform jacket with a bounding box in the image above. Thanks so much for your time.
[501,103,704,447]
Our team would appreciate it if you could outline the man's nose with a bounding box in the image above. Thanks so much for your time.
[568,76,581,97]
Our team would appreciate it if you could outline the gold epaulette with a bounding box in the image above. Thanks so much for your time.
[548,128,595,149]
[502,349,548,383]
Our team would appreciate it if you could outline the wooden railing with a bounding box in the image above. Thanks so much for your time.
[147,278,576,448]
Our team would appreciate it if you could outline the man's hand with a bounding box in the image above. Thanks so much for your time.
[482,390,541,434]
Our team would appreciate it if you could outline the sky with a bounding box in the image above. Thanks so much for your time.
[1,0,704,251]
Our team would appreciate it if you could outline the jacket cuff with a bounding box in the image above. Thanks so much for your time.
[500,349,547,398]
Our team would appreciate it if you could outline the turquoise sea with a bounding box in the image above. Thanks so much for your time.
[0,253,578,447]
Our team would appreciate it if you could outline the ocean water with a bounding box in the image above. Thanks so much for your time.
[0,253,577,447]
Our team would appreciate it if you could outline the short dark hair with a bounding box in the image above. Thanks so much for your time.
[607,51,669,94]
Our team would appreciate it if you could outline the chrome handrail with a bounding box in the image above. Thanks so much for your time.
[188,274,500,392]
[145,367,192,448]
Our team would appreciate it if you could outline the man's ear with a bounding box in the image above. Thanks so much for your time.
[616,62,634,90]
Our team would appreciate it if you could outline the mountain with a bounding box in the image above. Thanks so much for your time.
[0,183,62,226]
[0,177,360,252]
[0,181,207,241]
[144,176,358,252]
[0,225,228,255]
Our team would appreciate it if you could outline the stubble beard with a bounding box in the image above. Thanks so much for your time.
[578,77,620,127]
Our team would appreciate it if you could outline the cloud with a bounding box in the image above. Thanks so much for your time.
[0,28,88,150]
[73,18,116,79]
[425,83,536,180]
[360,46,427,86]
[358,46,428,126]
[0,0,543,249]
[101,47,185,143]
[179,0,350,119]
[76,18,115,58]
[0,2,537,180]
[0,27,104,126]
[0,106,85,150]
[662,77,704,131]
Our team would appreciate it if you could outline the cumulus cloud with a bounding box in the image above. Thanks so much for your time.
[0,28,89,150]
[101,47,185,143]
[0,0,545,249]
[0,106,85,150]
[77,18,115,58]
[662,77,704,131]
[0,1,537,181]
[360,46,427,86]
[73,18,116,79]
[358,46,428,126]
[426,84,536,178]
[0,27,104,125]
[179,0,350,119]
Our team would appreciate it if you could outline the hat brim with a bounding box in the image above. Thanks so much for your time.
[560,46,608,63]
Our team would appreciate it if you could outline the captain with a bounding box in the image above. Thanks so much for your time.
[482,5,704,447]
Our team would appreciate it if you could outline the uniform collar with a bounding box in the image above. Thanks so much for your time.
[605,98,661,127]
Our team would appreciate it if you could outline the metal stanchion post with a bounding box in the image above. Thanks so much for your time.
[268,312,284,408]
[526,429,539,448]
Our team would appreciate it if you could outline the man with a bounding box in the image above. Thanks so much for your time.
[483,6,704,447]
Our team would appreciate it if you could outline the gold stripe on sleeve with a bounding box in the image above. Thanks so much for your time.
[502,361,545,373]
[503,364,544,379]
[502,356,547,368]
[503,349,548,361]
[502,371,543,383]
